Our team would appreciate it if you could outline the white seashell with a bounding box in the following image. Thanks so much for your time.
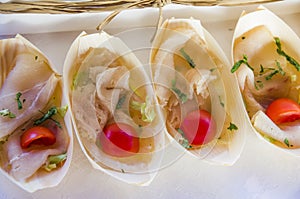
[0,35,73,192]
[151,18,248,165]
[232,6,300,156]
[63,31,166,185]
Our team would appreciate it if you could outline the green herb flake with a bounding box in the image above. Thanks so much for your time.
[284,138,290,147]
[227,122,238,131]
[15,92,23,110]
[254,80,264,90]
[177,128,192,149]
[275,60,286,75]
[275,37,300,71]
[35,55,38,60]
[231,54,254,73]
[179,48,196,68]
[259,64,264,74]
[34,107,62,128]
[265,70,279,80]
[116,95,126,110]
[171,79,188,103]
[0,109,16,118]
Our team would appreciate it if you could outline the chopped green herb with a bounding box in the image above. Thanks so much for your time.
[177,128,192,149]
[284,138,290,147]
[35,55,38,60]
[259,64,264,74]
[116,95,126,110]
[275,60,285,75]
[179,48,196,68]
[265,70,279,80]
[275,37,300,71]
[171,79,188,103]
[15,92,23,110]
[254,80,264,90]
[0,109,16,118]
[227,122,238,131]
[34,107,61,128]
[231,54,254,73]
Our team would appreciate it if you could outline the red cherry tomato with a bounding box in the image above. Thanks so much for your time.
[99,123,140,157]
[180,110,216,147]
[266,98,300,124]
[20,126,56,149]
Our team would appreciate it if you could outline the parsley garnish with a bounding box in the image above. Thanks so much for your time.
[275,37,300,71]
[171,79,188,103]
[254,80,264,90]
[231,54,254,73]
[177,128,192,149]
[34,107,62,128]
[259,64,264,73]
[179,48,196,68]
[265,60,285,80]
[227,122,238,131]
[0,109,16,118]
[116,95,126,110]
[265,70,279,80]
[284,138,290,147]
[15,92,23,110]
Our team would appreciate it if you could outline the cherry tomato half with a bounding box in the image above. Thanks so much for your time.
[266,98,300,125]
[180,110,216,147]
[20,126,56,149]
[99,123,140,157]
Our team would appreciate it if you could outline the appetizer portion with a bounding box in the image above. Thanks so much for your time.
[63,32,165,185]
[231,7,300,154]
[151,18,247,164]
[0,35,72,192]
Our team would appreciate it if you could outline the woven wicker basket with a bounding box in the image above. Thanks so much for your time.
[0,0,280,14]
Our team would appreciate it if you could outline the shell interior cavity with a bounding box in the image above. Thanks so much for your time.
[232,6,300,156]
[150,18,248,165]
[0,35,73,192]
